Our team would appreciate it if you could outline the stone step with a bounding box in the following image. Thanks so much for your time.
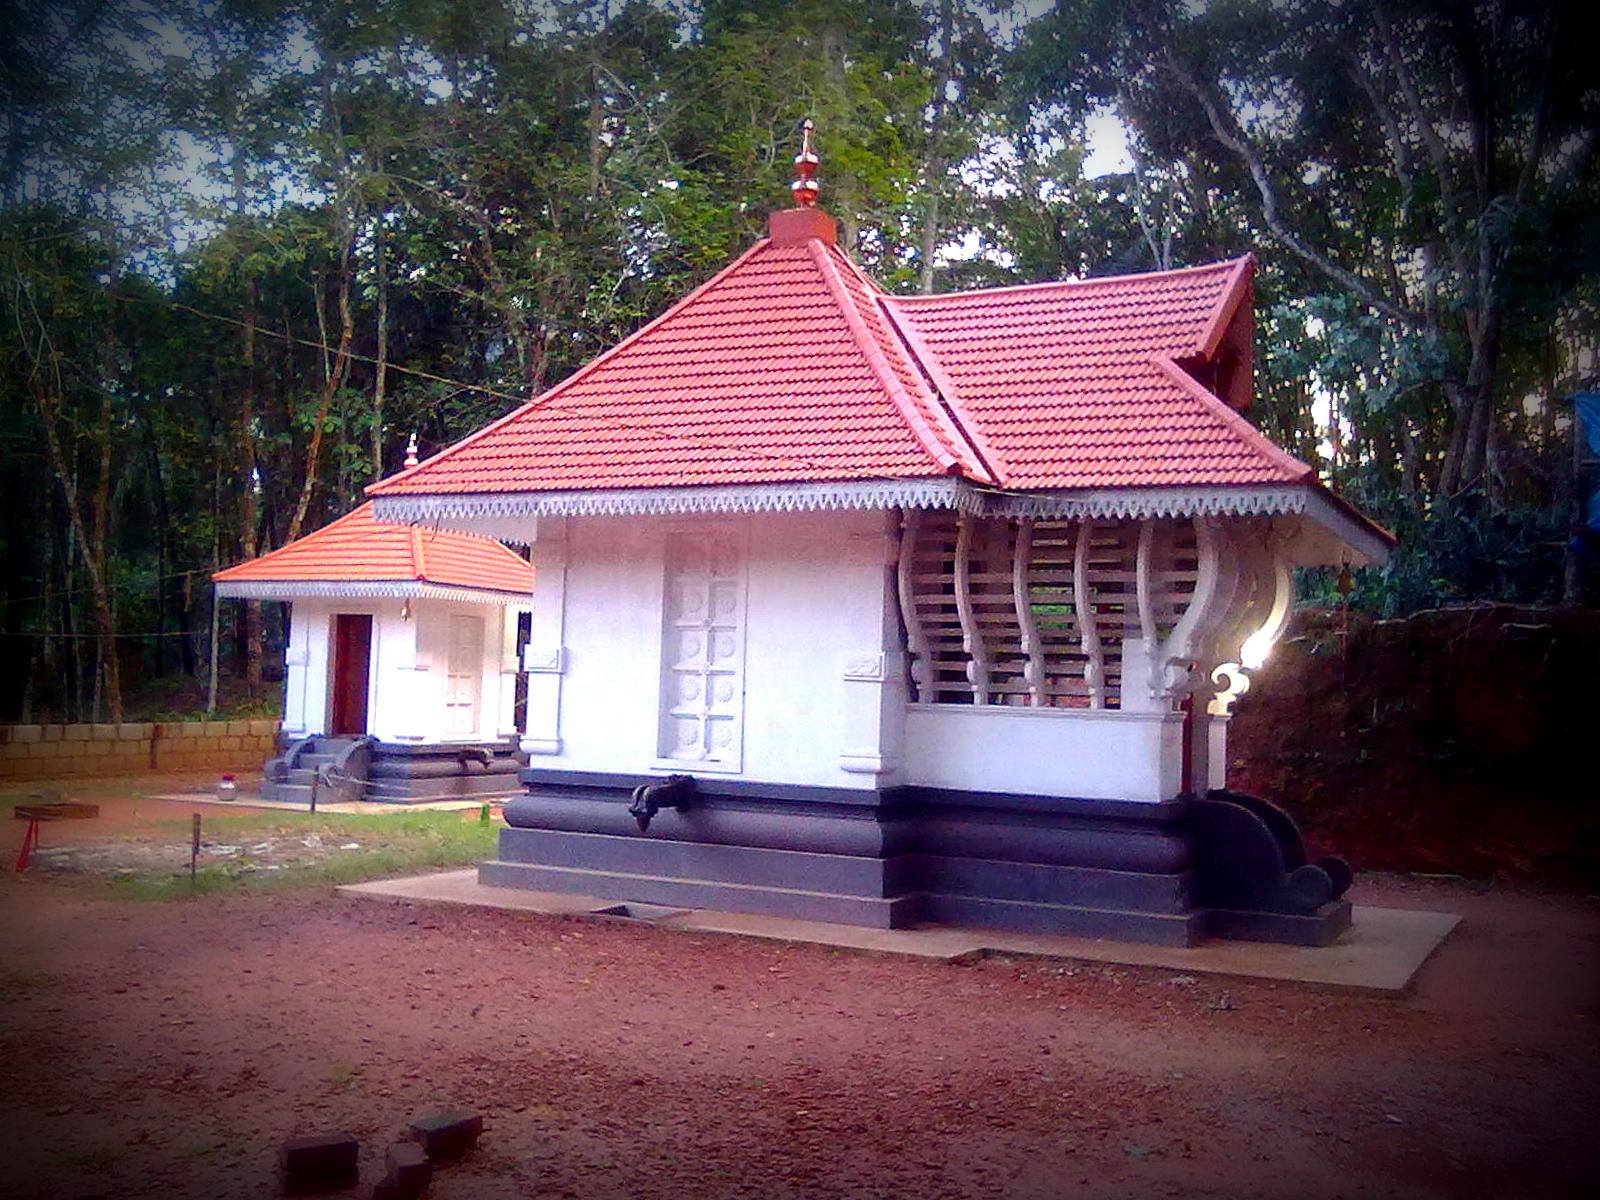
[478,860,918,929]
[919,892,1204,948]
[496,827,907,897]
[363,775,524,801]
[261,781,314,805]
[915,854,1195,914]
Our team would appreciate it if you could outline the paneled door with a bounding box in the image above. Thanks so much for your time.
[657,530,745,769]
[444,614,484,737]
[328,614,373,736]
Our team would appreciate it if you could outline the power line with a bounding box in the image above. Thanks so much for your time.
[0,564,218,612]
[124,290,1003,493]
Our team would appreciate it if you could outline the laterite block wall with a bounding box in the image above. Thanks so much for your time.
[0,720,280,781]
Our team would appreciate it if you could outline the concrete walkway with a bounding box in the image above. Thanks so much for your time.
[339,869,1460,994]
[146,790,493,815]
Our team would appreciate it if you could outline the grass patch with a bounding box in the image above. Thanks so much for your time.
[102,809,498,901]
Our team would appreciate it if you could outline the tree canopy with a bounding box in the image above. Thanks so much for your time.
[2,0,1595,722]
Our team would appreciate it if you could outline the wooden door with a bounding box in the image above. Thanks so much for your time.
[444,614,484,736]
[329,614,373,736]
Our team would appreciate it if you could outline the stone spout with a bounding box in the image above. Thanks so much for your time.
[628,775,696,833]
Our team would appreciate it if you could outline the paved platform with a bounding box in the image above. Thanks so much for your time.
[146,791,493,815]
[339,869,1460,993]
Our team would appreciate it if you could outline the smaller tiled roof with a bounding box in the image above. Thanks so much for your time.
[213,502,533,596]
[878,256,1311,490]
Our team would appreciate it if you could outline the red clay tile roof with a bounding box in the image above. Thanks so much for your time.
[879,257,1311,489]
[213,502,533,595]
[368,217,1311,499]
[369,237,990,498]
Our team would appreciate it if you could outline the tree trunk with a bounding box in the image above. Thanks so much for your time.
[32,377,121,722]
[918,0,954,294]
[371,213,388,479]
[286,242,355,543]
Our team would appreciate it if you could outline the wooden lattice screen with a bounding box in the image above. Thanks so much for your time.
[896,512,1201,710]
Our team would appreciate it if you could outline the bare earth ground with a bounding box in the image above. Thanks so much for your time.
[1,781,1597,1199]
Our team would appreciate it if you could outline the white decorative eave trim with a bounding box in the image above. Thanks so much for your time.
[991,486,1309,520]
[369,479,1389,565]
[370,478,980,526]
[214,580,531,605]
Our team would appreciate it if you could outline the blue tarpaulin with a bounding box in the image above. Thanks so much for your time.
[1578,393,1600,534]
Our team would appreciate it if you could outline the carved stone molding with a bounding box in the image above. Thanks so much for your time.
[843,652,887,682]
[522,646,566,674]
[839,751,898,775]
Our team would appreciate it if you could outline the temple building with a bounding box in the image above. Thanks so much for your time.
[213,498,532,804]
[365,125,1392,945]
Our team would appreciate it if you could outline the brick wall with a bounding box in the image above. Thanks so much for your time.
[0,720,280,781]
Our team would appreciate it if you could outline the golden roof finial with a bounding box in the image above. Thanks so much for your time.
[791,118,819,208]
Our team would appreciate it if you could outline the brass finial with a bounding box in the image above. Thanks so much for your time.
[791,119,819,208]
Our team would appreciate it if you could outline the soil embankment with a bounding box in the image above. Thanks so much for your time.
[1229,604,1600,889]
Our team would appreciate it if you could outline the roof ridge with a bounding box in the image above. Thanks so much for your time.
[368,238,777,498]
[806,239,978,481]
[1191,254,1255,360]
[884,255,1252,305]
[409,525,427,581]
[1151,354,1314,483]
[873,291,1009,486]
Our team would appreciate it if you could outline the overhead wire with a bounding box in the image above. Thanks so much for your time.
[122,289,1012,495]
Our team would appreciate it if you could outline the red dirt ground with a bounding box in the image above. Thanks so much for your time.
[2,843,1597,1198]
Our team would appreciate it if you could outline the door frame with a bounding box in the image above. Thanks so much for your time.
[327,612,375,737]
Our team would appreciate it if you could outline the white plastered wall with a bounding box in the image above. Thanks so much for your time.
[520,509,1199,801]
[523,509,906,790]
[282,597,525,744]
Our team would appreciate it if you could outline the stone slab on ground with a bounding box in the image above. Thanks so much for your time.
[279,1131,359,1195]
[145,791,491,815]
[376,1141,432,1199]
[408,1111,482,1161]
[339,869,1461,993]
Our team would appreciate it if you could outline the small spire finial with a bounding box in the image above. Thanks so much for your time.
[404,431,419,469]
[791,118,819,208]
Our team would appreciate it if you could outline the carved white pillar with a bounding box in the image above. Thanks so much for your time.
[953,510,991,704]
[895,509,931,704]
[520,518,568,757]
[1207,714,1231,792]
[1011,517,1046,707]
[281,604,312,736]
[1072,519,1105,709]
[496,604,524,740]
[840,514,906,778]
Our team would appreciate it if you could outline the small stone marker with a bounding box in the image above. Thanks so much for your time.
[280,1131,359,1195]
[408,1111,483,1161]
[374,1141,433,1198]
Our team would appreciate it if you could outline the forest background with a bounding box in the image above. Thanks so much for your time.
[2,0,1595,724]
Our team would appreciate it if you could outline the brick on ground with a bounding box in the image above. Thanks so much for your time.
[408,1111,483,1161]
[371,1141,433,1199]
[280,1131,359,1195]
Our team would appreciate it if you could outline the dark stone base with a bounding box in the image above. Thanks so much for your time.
[261,738,525,805]
[480,772,1354,948]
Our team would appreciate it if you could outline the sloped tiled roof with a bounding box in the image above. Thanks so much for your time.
[879,257,1313,490]
[367,212,1310,500]
[369,230,990,499]
[213,502,533,595]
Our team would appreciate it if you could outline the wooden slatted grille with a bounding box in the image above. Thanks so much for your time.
[897,512,1202,710]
